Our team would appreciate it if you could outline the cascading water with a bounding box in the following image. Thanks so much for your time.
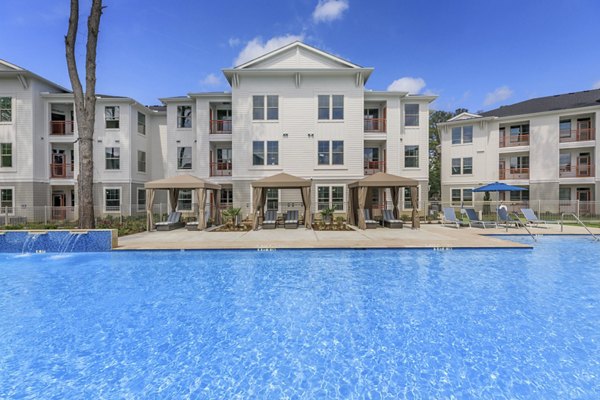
[21,233,44,254]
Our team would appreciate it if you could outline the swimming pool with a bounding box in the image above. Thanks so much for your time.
[1,236,598,398]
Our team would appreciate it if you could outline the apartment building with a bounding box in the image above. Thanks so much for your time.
[0,42,433,222]
[0,59,166,222]
[439,89,600,212]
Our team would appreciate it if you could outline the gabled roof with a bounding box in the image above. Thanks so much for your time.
[251,172,311,188]
[145,174,220,190]
[448,112,482,121]
[0,59,70,93]
[348,172,419,188]
[234,41,362,70]
[480,88,600,118]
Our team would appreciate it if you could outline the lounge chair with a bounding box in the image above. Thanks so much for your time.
[155,211,184,231]
[262,210,278,229]
[185,210,210,231]
[464,208,497,229]
[442,207,469,228]
[497,207,521,229]
[382,209,403,229]
[364,209,379,229]
[521,208,560,227]
[284,210,299,229]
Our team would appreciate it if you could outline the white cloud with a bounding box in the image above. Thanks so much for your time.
[228,37,240,47]
[200,73,221,87]
[234,34,305,66]
[312,0,349,23]
[592,80,600,89]
[484,86,513,106]
[387,77,426,94]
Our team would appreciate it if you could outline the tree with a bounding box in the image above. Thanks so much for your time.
[428,108,469,200]
[65,0,104,228]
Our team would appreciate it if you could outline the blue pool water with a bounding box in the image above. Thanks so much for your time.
[1,237,599,398]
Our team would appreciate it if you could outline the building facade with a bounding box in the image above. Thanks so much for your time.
[0,42,433,223]
[439,90,600,214]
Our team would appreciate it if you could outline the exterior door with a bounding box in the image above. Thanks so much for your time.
[52,149,65,177]
[577,188,592,214]
[216,148,232,175]
[499,160,506,179]
[577,154,591,177]
[216,109,232,132]
[52,192,66,220]
[577,118,591,140]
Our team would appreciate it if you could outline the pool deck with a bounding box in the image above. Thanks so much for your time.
[115,224,600,250]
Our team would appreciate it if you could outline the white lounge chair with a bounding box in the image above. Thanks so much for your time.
[521,208,560,227]
[155,212,184,231]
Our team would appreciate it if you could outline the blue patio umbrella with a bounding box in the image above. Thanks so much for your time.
[472,182,526,192]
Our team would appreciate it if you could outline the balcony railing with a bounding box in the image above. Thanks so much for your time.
[499,167,529,180]
[50,163,74,178]
[560,163,594,178]
[50,120,75,135]
[364,160,385,175]
[210,161,232,176]
[364,118,386,133]
[499,134,529,147]
[210,120,232,134]
[559,128,595,143]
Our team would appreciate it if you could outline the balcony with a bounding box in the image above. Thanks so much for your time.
[499,167,529,180]
[559,127,595,143]
[560,163,594,178]
[364,118,386,133]
[50,163,74,179]
[50,120,75,136]
[210,120,232,134]
[499,134,529,148]
[210,161,232,177]
[364,160,385,175]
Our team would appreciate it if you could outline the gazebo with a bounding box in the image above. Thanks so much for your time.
[144,174,221,231]
[251,172,312,229]
[348,172,420,229]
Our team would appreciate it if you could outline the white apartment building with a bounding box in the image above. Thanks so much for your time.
[439,89,600,213]
[0,42,434,222]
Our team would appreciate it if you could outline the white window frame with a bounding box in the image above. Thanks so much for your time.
[137,188,146,212]
[315,184,346,211]
[317,140,344,166]
[105,147,121,170]
[450,188,473,206]
[451,125,473,145]
[404,104,419,127]
[265,188,280,212]
[0,186,15,215]
[0,96,13,123]
[177,189,193,211]
[252,141,279,166]
[104,187,121,213]
[402,185,421,211]
[252,95,279,121]
[1,142,13,169]
[404,145,419,168]
[137,112,146,135]
[177,105,193,129]
[462,157,473,175]
[317,94,344,121]
[177,147,192,170]
[104,106,120,129]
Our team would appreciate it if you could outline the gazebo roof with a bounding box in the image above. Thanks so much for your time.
[348,172,419,188]
[144,174,221,190]
[251,172,311,188]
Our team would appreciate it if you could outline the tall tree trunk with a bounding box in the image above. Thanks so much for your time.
[65,0,103,229]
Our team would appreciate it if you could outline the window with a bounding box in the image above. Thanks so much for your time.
[0,188,13,213]
[452,126,473,144]
[452,158,461,175]
[451,188,473,206]
[253,95,278,120]
[178,189,192,211]
[1,143,12,168]
[177,147,192,169]
[509,124,529,143]
[318,95,344,120]
[105,147,120,170]
[404,104,419,126]
[252,141,278,166]
[510,156,529,171]
[137,112,146,135]
[559,187,571,201]
[220,189,233,208]
[559,153,571,171]
[137,189,146,212]
[105,188,120,212]
[404,145,419,168]
[266,188,278,211]
[177,106,192,128]
[253,141,264,165]
[404,187,420,209]
[318,141,343,165]
[317,185,345,210]
[0,97,12,122]
[463,157,473,174]
[105,106,120,129]
[559,120,571,138]
[510,188,529,202]
[137,150,146,173]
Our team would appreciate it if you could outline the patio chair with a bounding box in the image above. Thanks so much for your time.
[364,209,380,229]
[382,209,403,229]
[284,210,299,229]
[464,208,497,229]
[497,206,521,229]
[442,207,468,228]
[520,208,560,227]
[262,210,278,229]
[155,211,184,231]
[185,210,210,231]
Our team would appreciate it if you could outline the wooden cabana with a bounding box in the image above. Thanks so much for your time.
[251,173,312,229]
[348,172,420,230]
[144,174,221,231]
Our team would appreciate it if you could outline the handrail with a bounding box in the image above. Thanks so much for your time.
[561,213,599,241]
[511,212,536,242]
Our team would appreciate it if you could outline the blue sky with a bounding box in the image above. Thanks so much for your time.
[1,0,600,112]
